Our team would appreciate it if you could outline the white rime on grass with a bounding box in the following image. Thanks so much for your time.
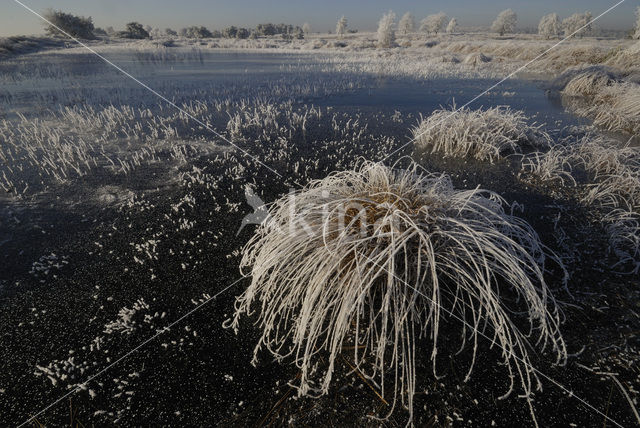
[412,106,551,162]
[228,161,566,423]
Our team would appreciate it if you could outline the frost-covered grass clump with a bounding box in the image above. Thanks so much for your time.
[557,66,640,135]
[228,161,566,423]
[522,135,640,273]
[412,106,551,162]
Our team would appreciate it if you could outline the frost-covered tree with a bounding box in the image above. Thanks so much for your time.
[491,9,517,36]
[446,18,458,34]
[237,28,251,39]
[120,22,150,39]
[181,26,213,39]
[165,28,177,37]
[635,7,640,39]
[223,26,238,38]
[336,16,348,38]
[42,9,95,39]
[377,10,396,48]
[538,13,561,39]
[302,22,311,35]
[420,12,448,35]
[562,12,592,38]
[398,12,415,35]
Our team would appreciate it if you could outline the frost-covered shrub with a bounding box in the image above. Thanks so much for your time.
[42,9,95,39]
[420,12,448,35]
[377,11,396,48]
[413,106,551,162]
[228,160,566,424]
[491,9,517,36]
[446,18,458,34]
[562,12,592,38]
[538,13,561,39]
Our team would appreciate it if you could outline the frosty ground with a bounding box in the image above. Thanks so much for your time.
[0,32,639,426]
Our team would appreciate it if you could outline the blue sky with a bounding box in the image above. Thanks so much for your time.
[1,0,637,36]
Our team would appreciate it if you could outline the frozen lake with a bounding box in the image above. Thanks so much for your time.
[0,49,590,284]
[0,42,638,428]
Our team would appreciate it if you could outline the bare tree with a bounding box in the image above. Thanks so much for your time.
[446,18,458,34]
[538,13,561,39]
[420,12,448,35]
[377,10,396,48]
[491,9,517,36]
[336,16,348,38]
[398,12,415,35]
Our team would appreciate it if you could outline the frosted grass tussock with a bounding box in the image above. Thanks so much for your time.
[560,66,621,97]
[574,137,640,211]
[412,106,551,162]
[228,161,566,422]
[521,145,576,186]
[521,134,640,272]
[603,209,640,274]
[463,52,491,66]
[557,66,640,135]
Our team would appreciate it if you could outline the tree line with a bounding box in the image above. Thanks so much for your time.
[41,7,640,42]
[42,9,306,41]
